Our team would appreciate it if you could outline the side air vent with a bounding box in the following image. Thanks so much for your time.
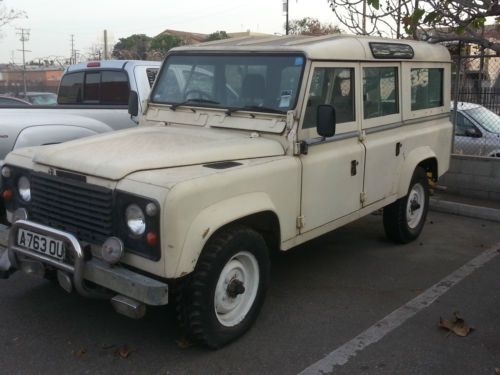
[203,161,242,170]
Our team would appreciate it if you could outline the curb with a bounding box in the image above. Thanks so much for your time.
[430,197,500,223]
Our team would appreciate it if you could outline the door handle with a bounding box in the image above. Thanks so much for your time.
[396,142,402,156]
[351,160,359,176]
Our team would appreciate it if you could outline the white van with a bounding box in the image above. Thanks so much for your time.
[0,35,452,348]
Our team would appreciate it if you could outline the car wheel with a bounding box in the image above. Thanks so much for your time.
[176,225,270,348]
[383,167,429,244]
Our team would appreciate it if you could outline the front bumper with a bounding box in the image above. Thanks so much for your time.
[0,220,168,306]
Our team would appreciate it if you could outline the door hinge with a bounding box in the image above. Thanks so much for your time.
[296,215,305,229]
[360,192,367,204]
[358,130,367,142]
[294,141,308,155]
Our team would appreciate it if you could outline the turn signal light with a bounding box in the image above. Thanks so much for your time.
[146,232,158,247]
[2,189,13,202]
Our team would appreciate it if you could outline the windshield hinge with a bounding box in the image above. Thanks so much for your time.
[360,192,367,204]
[358,130,367,142]
[293,141,308,156]
[296,215,305,229]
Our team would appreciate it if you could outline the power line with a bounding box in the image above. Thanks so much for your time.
[16,28,31,94]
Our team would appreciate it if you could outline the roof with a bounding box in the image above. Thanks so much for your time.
[173,34,451,62]
[66,60,161,73]
[157,29,207,44]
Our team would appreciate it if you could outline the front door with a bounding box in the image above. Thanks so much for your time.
[299,62,365,233]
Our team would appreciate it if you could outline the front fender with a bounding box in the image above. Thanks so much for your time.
[397,146,437,198]
[13,125,103,150]
[173,192,278,278]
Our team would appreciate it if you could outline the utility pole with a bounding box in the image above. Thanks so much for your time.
[16,28,31,95]
[70,34,75,64]
[103,30,108,60]
[283,0,289,35]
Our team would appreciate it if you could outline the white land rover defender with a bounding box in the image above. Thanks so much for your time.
[0,35,452,348]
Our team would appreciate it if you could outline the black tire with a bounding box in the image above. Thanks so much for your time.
[383,167,429,244]
[176,225,270,348]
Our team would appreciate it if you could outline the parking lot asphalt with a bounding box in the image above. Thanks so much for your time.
[0,211,499,375]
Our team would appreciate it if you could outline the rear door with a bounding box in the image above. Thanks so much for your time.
[360,63,404,206]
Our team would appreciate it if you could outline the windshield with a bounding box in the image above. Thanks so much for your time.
[464,106,500,134]
[30,93,58,105]
[151,54,305,114]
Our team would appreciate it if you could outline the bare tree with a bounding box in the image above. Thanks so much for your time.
[288,17,342,35]
[0,0,26,29]
[327,0,500,54]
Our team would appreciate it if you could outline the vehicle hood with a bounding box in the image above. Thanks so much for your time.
[30,126,285,180]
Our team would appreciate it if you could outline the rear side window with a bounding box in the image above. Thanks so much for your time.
[58,70,129,105]
[411,68,443,110]
[363,67,399,119]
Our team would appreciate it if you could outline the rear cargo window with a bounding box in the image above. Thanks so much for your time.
[411,68,443,110]
[58,70,129,105]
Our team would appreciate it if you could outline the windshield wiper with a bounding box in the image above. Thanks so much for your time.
[170,98,220,111]
[225,105,285,116]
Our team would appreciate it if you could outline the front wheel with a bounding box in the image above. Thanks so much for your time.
[383,167,429,244]
[176,225,270,348]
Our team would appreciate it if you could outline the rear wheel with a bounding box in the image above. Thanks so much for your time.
[176,225,270,348]
[383,167,429,244]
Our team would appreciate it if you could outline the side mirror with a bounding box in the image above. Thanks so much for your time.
[128,90,139,117]
[317,104,336,138]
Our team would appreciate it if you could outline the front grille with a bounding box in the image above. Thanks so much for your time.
[31,172,113,244]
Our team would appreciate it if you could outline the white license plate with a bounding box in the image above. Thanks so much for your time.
[17,228,66,260]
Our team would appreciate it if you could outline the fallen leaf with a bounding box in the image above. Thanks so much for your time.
[115,345,135,359]
[438,312,474,337]
[72,348,87,358]
[176,337,194,349]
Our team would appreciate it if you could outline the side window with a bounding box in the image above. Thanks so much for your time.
[411,68,443,110]
[58,72,84,104]
[363,67,398,119]
[453,111,481,137]
[303,67,355,129]
[101,71,129,105]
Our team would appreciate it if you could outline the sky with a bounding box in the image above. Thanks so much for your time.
[0,0,338,64]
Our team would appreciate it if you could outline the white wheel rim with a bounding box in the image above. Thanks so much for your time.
[406,183,425,229]
[214,251,260,327]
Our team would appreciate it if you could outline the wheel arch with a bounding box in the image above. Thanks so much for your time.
[173,192,281,278]
[397,147,438,198]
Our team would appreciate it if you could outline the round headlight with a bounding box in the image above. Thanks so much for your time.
[17,176,31,202]
[125,204,146,236]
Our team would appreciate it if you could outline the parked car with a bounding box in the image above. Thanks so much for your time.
[0,60,161,222]
[17,91,58,105]
[0,95,31,106]
[0,36,452,347]
[451,102,500,157]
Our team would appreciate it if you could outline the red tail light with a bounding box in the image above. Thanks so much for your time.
[87,62,100,68]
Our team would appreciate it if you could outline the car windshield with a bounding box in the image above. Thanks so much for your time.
[151,54,305,114]
[464,106,500,134]
[30,94,58,105]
